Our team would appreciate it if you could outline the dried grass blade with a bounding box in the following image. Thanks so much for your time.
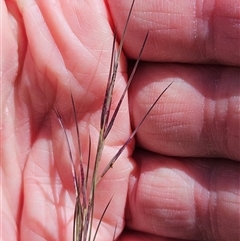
[116,0,136,63]
[73,195,83,241]
[104,32,149,138]
[100,0,136,133]
[92,196,113,241]
[101,33,116,131]
[53,108,80,196]
[71,94,87,208]
[85,134,91,192]
[100,82,173,178]
[86,198,94,241]
[53,108,83,241]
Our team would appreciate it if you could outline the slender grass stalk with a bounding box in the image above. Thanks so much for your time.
[54,0,172,240]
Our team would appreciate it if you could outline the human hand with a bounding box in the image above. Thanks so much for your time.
[2,0,239,241]
[109,1,240,240]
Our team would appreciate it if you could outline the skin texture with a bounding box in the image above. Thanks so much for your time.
[1,0,240,240]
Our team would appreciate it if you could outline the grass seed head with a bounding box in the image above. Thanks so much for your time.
[54,0,172,240]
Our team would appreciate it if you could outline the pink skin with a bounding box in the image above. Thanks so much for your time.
[2,0,239,240]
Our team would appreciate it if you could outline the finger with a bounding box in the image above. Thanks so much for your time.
[108,0,240,65]
[129,63,240,161]
[126,150,240,240]
[117,230,179,241]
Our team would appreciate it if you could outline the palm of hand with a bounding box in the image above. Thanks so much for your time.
[3,1,132,240]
